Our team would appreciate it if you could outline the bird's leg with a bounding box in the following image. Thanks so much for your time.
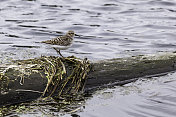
[53,47,64,58]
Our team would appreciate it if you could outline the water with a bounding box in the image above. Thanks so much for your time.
[0,0,176,61]
[0,0,176,116]
[77,72,176,117]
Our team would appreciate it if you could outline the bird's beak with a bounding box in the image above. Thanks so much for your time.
[75,34,80,37]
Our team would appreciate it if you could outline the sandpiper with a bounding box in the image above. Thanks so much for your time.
[41,31,75,57]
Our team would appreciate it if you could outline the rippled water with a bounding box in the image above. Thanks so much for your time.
[77,72,176,117]
[0,0,176,116]
[0,0,176,61]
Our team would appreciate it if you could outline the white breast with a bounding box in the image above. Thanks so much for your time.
[43,41,73,50]
[51,44,72,50]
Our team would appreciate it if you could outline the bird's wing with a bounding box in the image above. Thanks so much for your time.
[41,35,72,46]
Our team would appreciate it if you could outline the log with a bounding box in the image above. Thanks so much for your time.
[1,52,176,107]
[85,53,176,90]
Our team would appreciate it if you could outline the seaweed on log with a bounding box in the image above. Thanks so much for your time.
[0,52,176,106]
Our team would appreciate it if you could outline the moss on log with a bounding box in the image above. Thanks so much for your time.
[1,52,176,106]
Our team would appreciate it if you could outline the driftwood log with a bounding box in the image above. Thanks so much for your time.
[85,53,176,90]
[1,52,176,107]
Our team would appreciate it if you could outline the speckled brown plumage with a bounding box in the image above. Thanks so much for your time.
[41,31,74,46]
[41,31,75,57]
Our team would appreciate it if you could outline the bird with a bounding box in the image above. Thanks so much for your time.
[41,31,75,57]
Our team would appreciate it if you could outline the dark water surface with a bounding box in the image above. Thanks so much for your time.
[0,0,176,116]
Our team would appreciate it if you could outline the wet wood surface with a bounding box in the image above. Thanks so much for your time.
[1,53,176,106]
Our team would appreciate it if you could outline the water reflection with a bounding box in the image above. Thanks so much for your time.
[78,72,176,117]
